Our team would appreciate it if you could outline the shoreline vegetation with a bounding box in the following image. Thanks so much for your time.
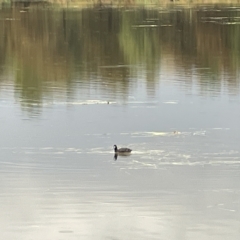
[2,0,240,8]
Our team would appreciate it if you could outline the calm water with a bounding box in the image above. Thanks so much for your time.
[1,5,240,240]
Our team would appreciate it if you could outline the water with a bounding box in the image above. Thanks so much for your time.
[0,5,240,240]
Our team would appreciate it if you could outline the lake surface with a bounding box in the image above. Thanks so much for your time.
[0,5,240,240]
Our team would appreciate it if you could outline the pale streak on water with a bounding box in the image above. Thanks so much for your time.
[1,10,240,240]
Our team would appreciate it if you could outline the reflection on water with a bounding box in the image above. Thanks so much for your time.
[0,6,240,114]
[0,5,240,240]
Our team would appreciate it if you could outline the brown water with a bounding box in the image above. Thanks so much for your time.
[0,5,240,240]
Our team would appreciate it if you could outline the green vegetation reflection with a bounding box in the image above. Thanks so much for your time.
[0,6,240,114]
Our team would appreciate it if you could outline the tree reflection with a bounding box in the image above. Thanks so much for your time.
[0,6,240,115]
